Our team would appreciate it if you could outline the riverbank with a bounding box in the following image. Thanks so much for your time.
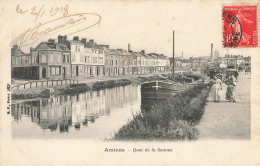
[11,75,162,100]
[112,83,210,141]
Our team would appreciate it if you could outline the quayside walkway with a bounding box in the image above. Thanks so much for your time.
[196,73,251,140]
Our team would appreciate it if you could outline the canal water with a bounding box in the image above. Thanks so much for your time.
[11,84,141,139]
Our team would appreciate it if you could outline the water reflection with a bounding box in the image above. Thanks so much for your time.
[12,85,140,138]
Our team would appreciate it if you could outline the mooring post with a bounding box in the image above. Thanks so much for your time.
[172,30,175,79]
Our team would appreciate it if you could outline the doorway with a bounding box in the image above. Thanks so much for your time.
[97,66,99,76]
[42,67,46,78]
[76,66,79,76]
[63,67,65,78]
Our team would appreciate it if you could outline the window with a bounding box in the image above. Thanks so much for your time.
[80,66,83,73]
[49,54,53,62]
[56,67,60,75]
[85,56,87,63]
[57,55,61,63]
[75,46,80,52]
[51,67,61,75]
[98,57,103,64]
[67,55,70,63]
[72,66,75,73]
[116,60,117,65]
[63,55,66,63]
[25,57,28,64]
[51,67,55,75]
[93,57,97,63]
[12,57,15,65]
[71,54,75,62]
[80,55,84,62]
[42,54,46,63]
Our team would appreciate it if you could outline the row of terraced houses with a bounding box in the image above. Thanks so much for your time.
[11,35,170,80]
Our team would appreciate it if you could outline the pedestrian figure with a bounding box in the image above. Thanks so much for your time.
[234,71,239,81]
[245,68,248,74]
[210,75,223,102]
[225,73,237,102]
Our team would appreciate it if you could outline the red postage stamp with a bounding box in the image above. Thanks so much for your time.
[223,5,258,48]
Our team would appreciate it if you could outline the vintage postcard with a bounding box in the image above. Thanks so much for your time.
[0,0,260,166]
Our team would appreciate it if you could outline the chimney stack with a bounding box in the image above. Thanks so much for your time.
[48,38,55,43]
[141,50,145,54]
[73,36,79,41]
[99,44,109,49]
[81,38,87,45]
[58,35,67,44]
[89,39,94,44]
[117,49,123,53]
[100,45,109,49]
[128,43,131,52]
[13,44,18,50]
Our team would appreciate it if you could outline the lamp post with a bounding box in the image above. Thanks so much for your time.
[226,49,229,68]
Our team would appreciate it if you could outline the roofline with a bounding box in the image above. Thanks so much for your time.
[33,49,70,52]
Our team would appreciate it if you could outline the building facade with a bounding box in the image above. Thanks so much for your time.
[11,36,171,80]
[12,39,71,80]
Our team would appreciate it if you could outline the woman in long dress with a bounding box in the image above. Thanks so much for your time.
[225,74,237,102]
[210,76,223,102]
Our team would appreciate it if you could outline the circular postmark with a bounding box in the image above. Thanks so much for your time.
[223,10,243,47]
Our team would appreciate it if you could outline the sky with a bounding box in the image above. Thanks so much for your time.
[9,0,253,58]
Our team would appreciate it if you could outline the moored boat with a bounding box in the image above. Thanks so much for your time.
[141,80,178,100]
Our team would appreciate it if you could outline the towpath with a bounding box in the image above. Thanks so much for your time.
[196,72,251,139]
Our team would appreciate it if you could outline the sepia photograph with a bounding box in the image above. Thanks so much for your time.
[1,0,259,165]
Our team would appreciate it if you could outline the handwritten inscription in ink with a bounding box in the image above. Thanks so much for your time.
[11,4,102,47]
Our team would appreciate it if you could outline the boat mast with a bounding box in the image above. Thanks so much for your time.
[172,30,175,78]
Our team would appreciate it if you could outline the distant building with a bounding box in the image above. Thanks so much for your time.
[222,54,244,68]
[11,35,171,80]
[11,45,37,79]
[12,38,71,80]
[32,38,71,79]
[100,45,113,76]
[88,39,105,77]
[244,56,251,68]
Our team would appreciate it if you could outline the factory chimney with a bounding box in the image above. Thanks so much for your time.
[210,43,213,61]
